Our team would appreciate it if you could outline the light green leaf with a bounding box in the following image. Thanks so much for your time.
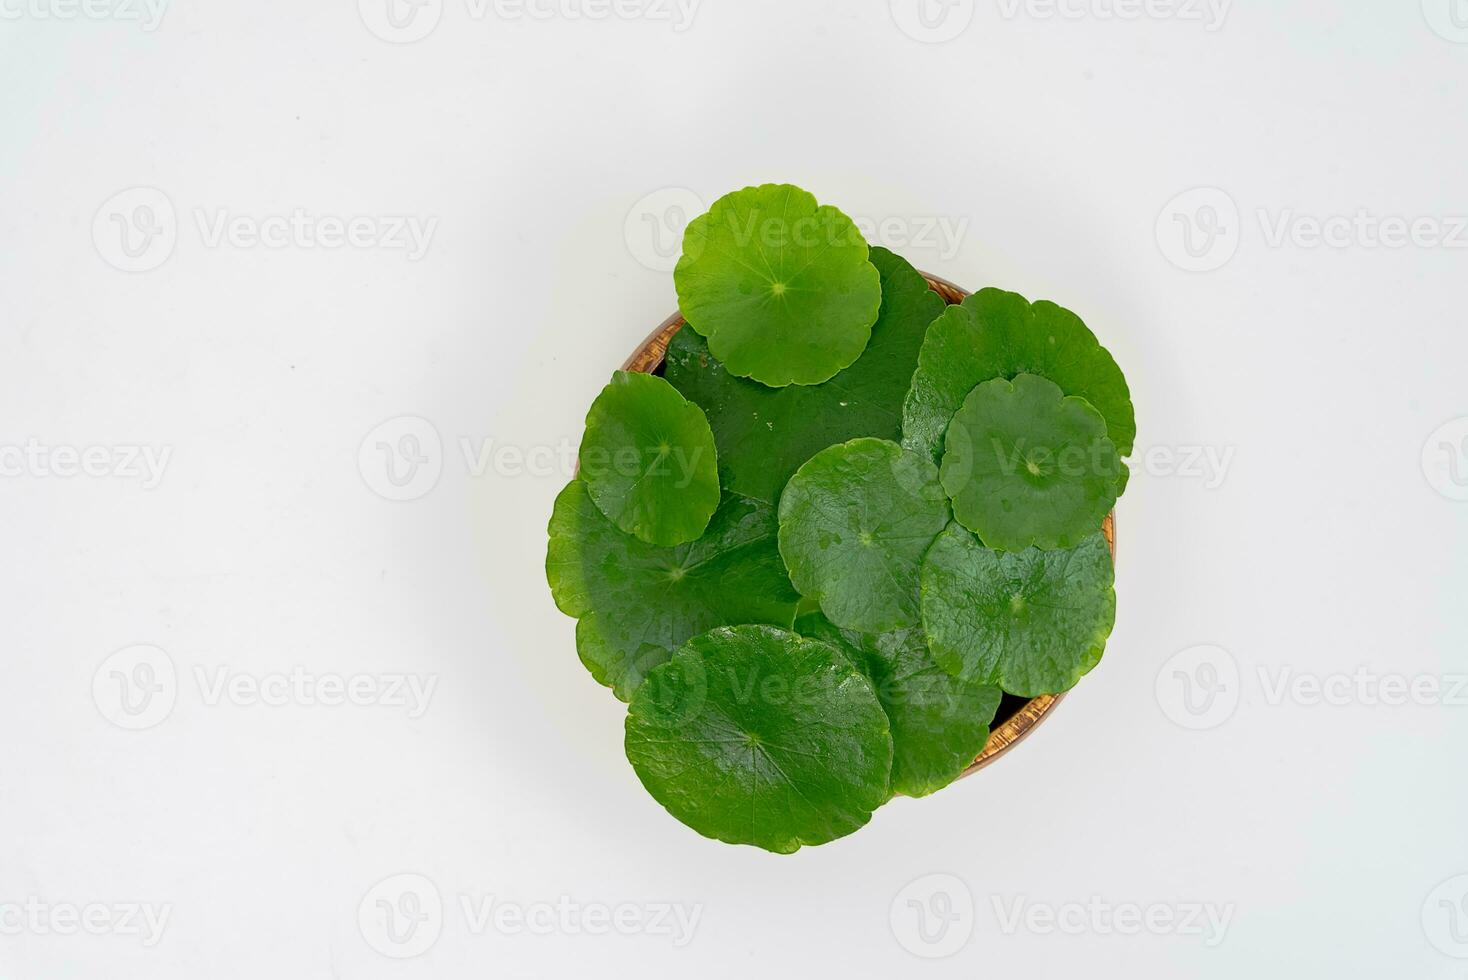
[579,371,720,546]
[665,246,945,504]
[902,289,1135,463]
[546,481,800,700]
[796,613,1001,798]
[674,184,882,387]
[778,438,951,633]
[625,625,893,853]
[921,523,1115,697]
[941,374,1119,552]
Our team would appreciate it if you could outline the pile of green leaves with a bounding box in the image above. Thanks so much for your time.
[547,183,1133,853]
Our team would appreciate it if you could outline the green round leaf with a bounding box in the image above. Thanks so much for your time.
[624,625,893,853]
[778,438,951,633]
[579,371,720,546]
[921,523,1115,697]
[796,613,1001,798]
[665,246,946,504]
[546,481,800,700]
[674,184,882,387]
[902,289,1135,463]
[941,374,1119,552]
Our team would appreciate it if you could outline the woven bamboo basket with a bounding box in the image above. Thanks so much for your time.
[622,271,1116,779]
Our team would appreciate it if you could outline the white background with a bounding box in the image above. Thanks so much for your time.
[2,0,1467,976]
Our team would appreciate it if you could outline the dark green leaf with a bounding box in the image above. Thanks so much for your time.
[778,438,951,633]
[921,523,1115,697]
[796,613,1001,798]
[902,289,1135,463]
[546,481,800,700]
[625,625,893,853]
